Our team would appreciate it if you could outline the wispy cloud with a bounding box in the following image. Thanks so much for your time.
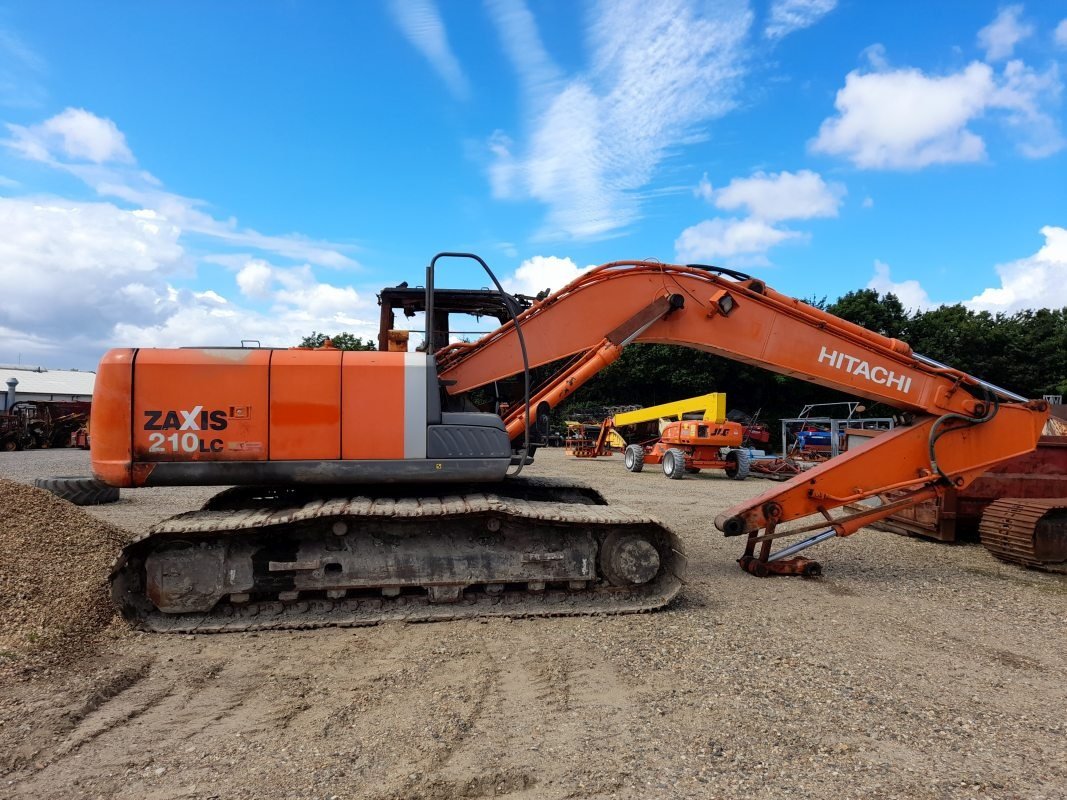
[487,0,752,240]
[3,107,358,268]
[0,27,46,107]
[764,0,837,41]
[977,5,1033,62]
[387,0,470,100]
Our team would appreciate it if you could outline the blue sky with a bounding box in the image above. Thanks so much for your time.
[0,0,1065,369]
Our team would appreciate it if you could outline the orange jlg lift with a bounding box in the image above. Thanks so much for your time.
[92,255,1048,631]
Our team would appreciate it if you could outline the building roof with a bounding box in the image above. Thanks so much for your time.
[0,365,96,396]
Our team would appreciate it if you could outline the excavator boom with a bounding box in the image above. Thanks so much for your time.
[434,260,1048,570]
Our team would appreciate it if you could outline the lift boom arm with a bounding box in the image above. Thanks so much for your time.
[436,261,1048,552]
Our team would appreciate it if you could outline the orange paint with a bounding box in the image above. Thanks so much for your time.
[341,351,405,459]
[131,348,270,462]
[270,349,342,459]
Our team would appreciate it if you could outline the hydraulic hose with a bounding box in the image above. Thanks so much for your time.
[927,385,999,482]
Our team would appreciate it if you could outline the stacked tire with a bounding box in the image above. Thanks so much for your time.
[33,477,119,505]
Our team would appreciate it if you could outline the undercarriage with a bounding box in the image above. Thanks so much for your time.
[111,478,686,633]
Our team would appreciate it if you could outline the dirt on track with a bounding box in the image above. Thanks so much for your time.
[0,448,1064,800]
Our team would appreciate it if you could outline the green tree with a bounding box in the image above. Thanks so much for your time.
[299,331,376,350]
[828,289,908,338]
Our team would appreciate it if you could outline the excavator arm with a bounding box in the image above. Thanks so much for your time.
[437,260,1049,574]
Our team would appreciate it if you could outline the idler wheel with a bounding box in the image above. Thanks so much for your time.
[600,532,661,586]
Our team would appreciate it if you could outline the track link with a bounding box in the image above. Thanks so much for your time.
[979,498,1067,573]
[111,479,686,633]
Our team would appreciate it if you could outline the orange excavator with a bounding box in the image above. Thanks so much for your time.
[92,255,1050,632]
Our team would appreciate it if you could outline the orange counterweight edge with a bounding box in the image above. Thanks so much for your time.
[90,348,135,487]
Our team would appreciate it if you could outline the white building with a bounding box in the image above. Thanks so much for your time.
[1,365,96,411]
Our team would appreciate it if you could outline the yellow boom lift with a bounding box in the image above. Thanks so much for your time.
[568,393,728,458]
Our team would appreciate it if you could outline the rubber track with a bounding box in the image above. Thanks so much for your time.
[979,498,1067,573]
[111,489,687,633]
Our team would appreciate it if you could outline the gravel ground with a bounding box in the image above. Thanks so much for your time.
[0,448,1064,800]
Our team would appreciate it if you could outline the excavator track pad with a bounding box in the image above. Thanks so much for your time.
[111,478,686,633]
[979,498,1067,573]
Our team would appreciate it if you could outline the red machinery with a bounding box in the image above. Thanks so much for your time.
[623,418,751,479]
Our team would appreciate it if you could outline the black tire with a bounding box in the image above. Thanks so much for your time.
[662,448,687,480]
[723,449,751,480]
[1,437,18,452]
[623,444,645,473]
[33,476,120,505]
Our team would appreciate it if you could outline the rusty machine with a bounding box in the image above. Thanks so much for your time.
[91,256,1055,632]
[1,400,91,451]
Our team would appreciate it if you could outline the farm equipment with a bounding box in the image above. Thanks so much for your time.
[90,255,1050,631]
[0,401,91,450]
[0,412,29,451]
[563,404,639,457]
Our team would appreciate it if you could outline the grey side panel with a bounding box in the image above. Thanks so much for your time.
[403,353,427,458]
[427,425,511,458]
[440,412,505,429]
[142,458,510,486]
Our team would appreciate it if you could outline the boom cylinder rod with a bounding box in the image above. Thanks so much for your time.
[766,529,837,562]
[911,352,1027,402]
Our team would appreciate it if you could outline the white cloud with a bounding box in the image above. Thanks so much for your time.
[765,0,837,41]
[0,197,185,358]
[236,259,274,299]
[866,259,935,311]
[1056,19,1067,48]
[486,0,751,239]
[862,43,889,71]
[387,0,470,99]
[680,169,841,262]
[3,108,357,268]
[0,195,371,367]
[711,169,845,221]
[112,264,377,354]
[811,59,1064,168]
[991,60,1066,158]
[977,5,1033,62]
[675,217,804,262]
[693,172,714,202]
[862,196,874,208]
[502,255,593,296]
[7,108,133,163]
[966,225,1067,313]
[863,227,1067,315]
